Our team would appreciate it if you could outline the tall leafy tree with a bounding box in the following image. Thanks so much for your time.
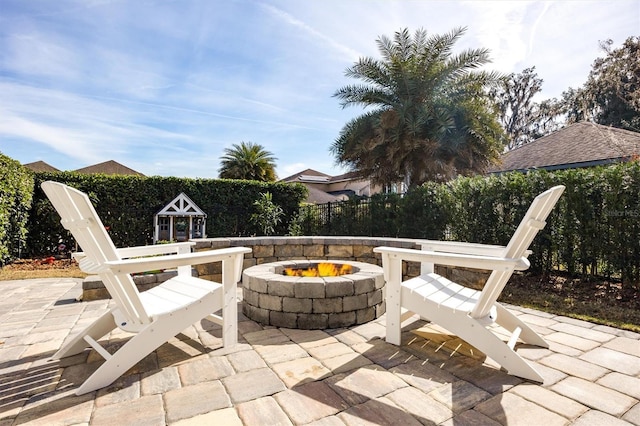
[491,67,564,149]
[528,98,564,140]
[331,27,505,188]
[563,36,640,131]
[492,67,542,149]
[218,141,277,181]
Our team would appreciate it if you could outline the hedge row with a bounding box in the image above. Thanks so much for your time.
[27,172,307,257]
[299,162,640,284]
[0,153,34,265]
[4,154,639,285]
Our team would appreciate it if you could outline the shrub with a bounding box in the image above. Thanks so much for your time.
[27,172,306,256]
[299,162,640,285]
[0,153,34,265]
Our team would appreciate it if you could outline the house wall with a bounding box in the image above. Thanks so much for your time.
[327,180,373,196]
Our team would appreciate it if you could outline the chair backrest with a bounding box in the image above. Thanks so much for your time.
[471,185,565,319]
[42,181,151,327]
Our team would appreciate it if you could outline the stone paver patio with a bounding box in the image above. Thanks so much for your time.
[0,278,638,425]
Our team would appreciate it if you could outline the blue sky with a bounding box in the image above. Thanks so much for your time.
[1,0,638,179]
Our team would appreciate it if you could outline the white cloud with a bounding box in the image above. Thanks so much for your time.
[462,1,532,70]
[261,4,362,62]
[3,32,81,80]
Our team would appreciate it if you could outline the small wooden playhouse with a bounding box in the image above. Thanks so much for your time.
[153,193,206,243]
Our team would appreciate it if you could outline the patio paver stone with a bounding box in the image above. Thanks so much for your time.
[0,278,638,425]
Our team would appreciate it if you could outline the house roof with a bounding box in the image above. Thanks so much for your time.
[490,122,640,173]
[23,161,60,173]
[280,168,332,183]
[280,168,366,184]
[280,168,368,203]
[74,160,145,176]
[329,170,362,183]
[157,193,206,216]
[305,186,348,204]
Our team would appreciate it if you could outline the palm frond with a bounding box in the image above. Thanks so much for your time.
[333,26,502,187]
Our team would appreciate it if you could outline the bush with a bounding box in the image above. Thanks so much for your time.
[299,162,640,286]
[0,153,34,265]
[27,172,306,256]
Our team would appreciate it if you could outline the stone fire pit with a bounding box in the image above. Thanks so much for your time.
[242,260,385,329]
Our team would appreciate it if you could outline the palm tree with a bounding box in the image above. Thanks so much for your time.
[218,141,277,181]
[331,27,505,189]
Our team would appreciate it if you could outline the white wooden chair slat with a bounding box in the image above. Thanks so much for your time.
[42,181,251,395]
[375,185,565,383]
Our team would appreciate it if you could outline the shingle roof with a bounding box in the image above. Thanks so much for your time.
[305,186,348,204]
[329,170,362,182]
[490,122,640,173]
[23,161,60,172]
[279,168,331,183]
[279,168,364,203]
[74,160,145,176]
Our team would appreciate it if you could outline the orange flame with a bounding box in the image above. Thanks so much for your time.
[284,262,352,277]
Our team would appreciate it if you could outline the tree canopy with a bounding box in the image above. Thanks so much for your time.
[491,67,564,149]
[563,36,640,131]
[494,36,640,150]
[218,141,277,182]
[331,27,505,189]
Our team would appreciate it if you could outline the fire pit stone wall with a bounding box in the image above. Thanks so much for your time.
[193,236,424,281]
[242,260,385,329]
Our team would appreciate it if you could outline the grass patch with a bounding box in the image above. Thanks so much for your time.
[0,258,87,281]
[501,273,640,333]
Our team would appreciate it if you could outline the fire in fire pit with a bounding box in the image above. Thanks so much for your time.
[284,262,352,277]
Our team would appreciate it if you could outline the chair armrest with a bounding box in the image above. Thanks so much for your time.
[419,240,506,257]
[71,242,196,263]
[374,246,530,271]
[116,242,195,258]
[105,247,252,275]
[420,240,533,259]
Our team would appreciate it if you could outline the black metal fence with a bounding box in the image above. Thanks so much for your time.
[296,194,410,237]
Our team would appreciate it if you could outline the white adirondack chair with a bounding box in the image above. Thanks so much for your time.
[42,181,251,395]
[374,185,565,382]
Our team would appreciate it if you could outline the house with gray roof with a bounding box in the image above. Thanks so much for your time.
[23,161,60,173]
[22,159,144,176]
[73,160,144,176]
[490,122,640,173]
[280,168,384,204]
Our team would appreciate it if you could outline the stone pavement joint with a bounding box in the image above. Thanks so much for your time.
[0,278,638,425]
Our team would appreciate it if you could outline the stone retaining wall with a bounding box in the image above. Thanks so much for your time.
[82,236,490,300]
[193,236,424,282]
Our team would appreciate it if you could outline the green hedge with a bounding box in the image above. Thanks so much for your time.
[27,172,307,256]
[0,153,34,265]
[444,165,640,283]
[12,157,640,286]
[300,162,640,285]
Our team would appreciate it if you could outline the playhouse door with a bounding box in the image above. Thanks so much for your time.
[174,217,189,242]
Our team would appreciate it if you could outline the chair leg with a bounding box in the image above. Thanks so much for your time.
[221,258,239,347]
[383,257,403,345]
[432,313,545,383]
[75,294,224,395]
[494,304,549,348]
[53,310,117,359]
